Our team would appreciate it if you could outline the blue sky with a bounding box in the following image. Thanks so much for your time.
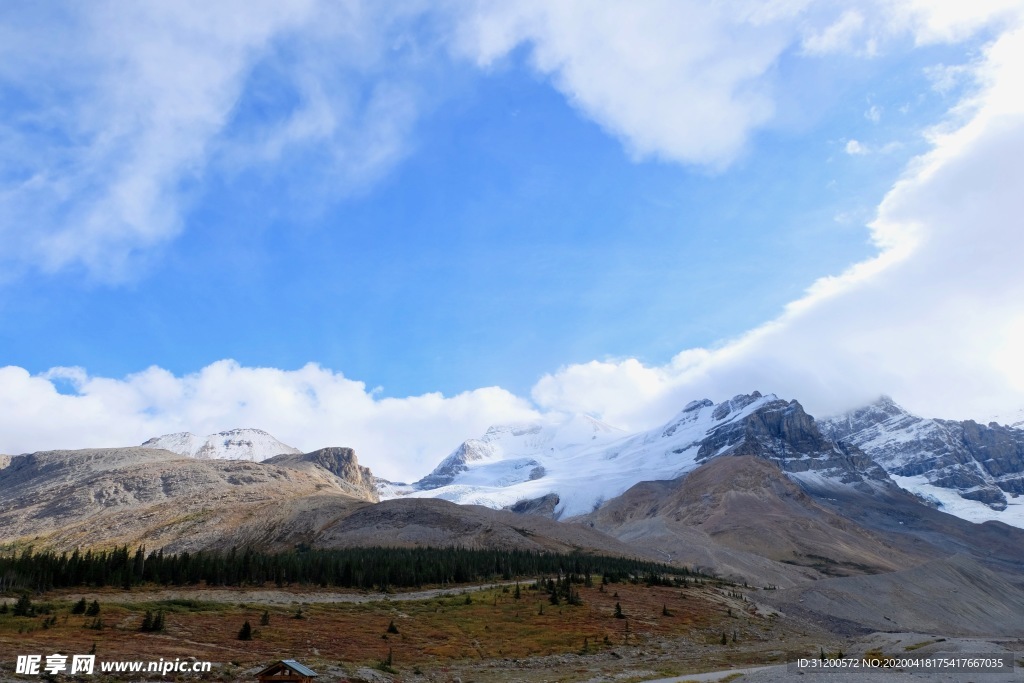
[1,2,1022,478]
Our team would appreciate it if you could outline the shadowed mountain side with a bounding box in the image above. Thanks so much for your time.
[797,480,1024,582]
[760,554,1024,636]
[310,498,663,557]
[583,456,936,584]
[0,447,375,552]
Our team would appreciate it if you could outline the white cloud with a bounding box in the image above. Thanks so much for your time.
[845,139,869,155]
[453,0,809,169]
[0,361,539,481]
[530,21,1024,426]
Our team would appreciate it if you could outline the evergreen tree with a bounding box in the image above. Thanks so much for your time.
[13,593,33,617]
[260,610,270,626]
[614,602,624,619]
[238,620,252,640]
[141,611,153,631]
[386,619,399,634]
[86,600,100,616]
[721,632,728,645]
[71,598,87,615]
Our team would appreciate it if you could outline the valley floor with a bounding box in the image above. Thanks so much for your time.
[1,580,845,682]
[3,582,1021,682]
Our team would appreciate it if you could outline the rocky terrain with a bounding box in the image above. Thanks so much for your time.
[582,456,934,584]
[761,553,1024,637]
[822,397,1024,513]
[0,446,374,552]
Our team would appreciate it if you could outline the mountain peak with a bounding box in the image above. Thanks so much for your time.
[141,428,301,462]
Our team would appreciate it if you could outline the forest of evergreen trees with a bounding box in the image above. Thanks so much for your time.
[0,545,700,593]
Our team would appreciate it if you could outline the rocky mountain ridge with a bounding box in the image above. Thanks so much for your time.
[822,396,1024,515]
[400,392,899,518]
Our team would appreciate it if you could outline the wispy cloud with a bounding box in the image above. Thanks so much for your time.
[0,2,431,281]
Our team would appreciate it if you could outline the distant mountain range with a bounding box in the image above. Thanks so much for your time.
[5,390,1024,637]
[133,394,1024,530]
[395,392,1024,529]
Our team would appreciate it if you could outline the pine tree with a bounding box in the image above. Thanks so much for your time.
[71,598,87,615]
[514,582,521,600]
[662,603,671,616]
[721,631,728,645]
[86,600,100,616]
[614,602,624,619]
[238,620,252,641]
[153,611,165,632]
[14,593,33,617]
[386,619,399,634]
[141,611,154,631]
[260,610,270,626]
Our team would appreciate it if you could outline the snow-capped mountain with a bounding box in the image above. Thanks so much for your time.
[398,392,891,519]
[822,397,1024,524]
[141,428,301,462]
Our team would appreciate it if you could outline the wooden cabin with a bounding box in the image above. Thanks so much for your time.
[256,660,318,683]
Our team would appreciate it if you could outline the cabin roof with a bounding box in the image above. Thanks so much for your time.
[256,659,319,678]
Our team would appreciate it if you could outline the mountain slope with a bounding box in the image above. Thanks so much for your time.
[582,455,934,584]
[141,428,301,461]
[0,446,373,552]
[762,554,1024,636]
[822,397,1024,521]
[0,446,656,561]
